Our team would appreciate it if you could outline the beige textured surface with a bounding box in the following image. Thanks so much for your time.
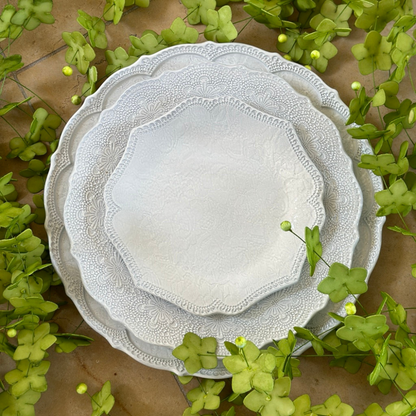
[0,0,415,415]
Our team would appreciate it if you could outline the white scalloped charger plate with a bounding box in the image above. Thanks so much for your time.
[45,42,384,377]
[63,62,361,355]
[104,96,325,315]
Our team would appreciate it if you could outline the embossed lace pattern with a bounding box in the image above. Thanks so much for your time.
[64,62,361,355]
[105,96,325,315]
[44,42,384,377]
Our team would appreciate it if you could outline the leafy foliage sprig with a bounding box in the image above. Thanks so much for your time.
[0,0,415,414]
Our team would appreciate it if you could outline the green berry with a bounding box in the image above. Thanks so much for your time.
[283,54,292,61]
[235,336,247,349]
[7,328,17,338]
[71,95,82,105]
[351,81,361,91]
[62,66,73,76]
[278,34,288,43]
[280,221,292,232]
[305,65,312,70]
[76,383,88,394]
[310,50,320,60]
[345,302,356,315]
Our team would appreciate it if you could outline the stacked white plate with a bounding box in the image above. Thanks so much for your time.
[44,42,384,378]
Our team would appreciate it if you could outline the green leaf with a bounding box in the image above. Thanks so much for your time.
[125,0,150,6]
[384,99,416,130]
[187,379,225,414]
[355,0,399,32]
[375,178,416,216]
[342,0,373,17]
[77,10,107,49]
[82,66,98,97]
[0,5,22,41]
[103,0,125,24]
[13,323,56,363]
[129,30,168,57]
[378,81,400,109]
[358,153,400,176]
[244,0,298,29]
[311,394,354,416]
[244,377,295,416]
[10,295,58,317]
[62,31,96,75]
[368,335,390,385]
[0,172,17,202]
[297,36,338,72]
[172,332,217,374]
[378,341,416,391]
[269,331,301,379]
[317,262,368,302]
[8,138,47,162]
[204,6,238,43]
[358,402,388,416]
[336,314,389,351]
[0,97,31,116]
[387,14,416,43]
[11,0,55,30]
[26,107,61,143]
[223,340,275,393]
[293,394,313,416]
[105,47,137,76]
[382,292,408,327]
[182,0,216,25]
[305,225,322,276]
[0,331,16,357]
[0,202,23,229]
[310,1,353,37]
[348,123,388,139]
[294,327,339,355]
[91,381,115,416]
[346,87,372,125]
[385,390,416,416]
[177,376,193,385]
[388,225,416,237]
[391,32,416,82]
[161,17,199,46]
[5,359,50,397]
[0,54,24,79]
[351,31,392,75]
[55,333,93,353]
[0,389,41,416]
[6,204,37,236]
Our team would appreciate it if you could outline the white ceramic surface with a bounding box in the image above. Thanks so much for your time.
[45,42,384,377]
[64,62,361,355]
[104,96,325,315]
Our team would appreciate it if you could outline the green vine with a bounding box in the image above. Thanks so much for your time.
[0,0,415,414]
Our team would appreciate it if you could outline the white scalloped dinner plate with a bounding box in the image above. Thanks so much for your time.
[45,42,384,377]
[103,95,325,315]
[63,62,361,355]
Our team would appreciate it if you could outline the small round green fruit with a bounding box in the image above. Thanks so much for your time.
[310,50,320,60]
[280,221,292,232]
[278,34,288,43]
[62,66,73,76]
[76,383,88,394]
[71,95,82,105]
[7,328,17,338]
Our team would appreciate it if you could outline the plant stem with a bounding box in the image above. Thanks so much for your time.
[7,77,67,124]
[288,229,331,268]
[0,115,23,137]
